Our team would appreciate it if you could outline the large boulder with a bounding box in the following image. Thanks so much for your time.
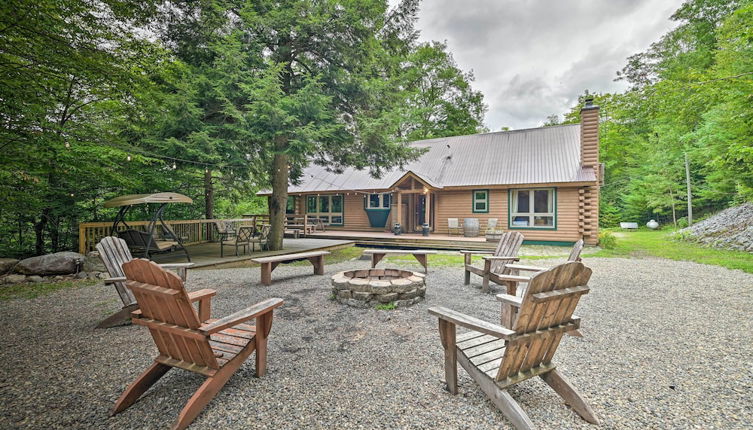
[15,252,85,276]
[0,258,18,275]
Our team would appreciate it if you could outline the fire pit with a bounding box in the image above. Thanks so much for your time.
[331,268,426,308]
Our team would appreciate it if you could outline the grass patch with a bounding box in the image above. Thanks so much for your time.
[0,278,97,301]
[382,252,565,268]
[288,245,364,266]
[590,229,753,273]
[375,302,396,310]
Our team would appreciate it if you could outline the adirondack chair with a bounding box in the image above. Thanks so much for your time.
[96,236,194,328]
[500,239,586,336]
[112,259,283,430]
[461,231,525,293]
[447,218,462,236]
[505,239,585,276]
[428,261,598,430]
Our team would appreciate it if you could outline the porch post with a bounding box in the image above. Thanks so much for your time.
[396,190,402,229]
[424,191,431,228]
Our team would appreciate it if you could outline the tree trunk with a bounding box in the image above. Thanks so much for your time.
[268,153,289,251]
[204,169,214,220]
[34,208,50,255]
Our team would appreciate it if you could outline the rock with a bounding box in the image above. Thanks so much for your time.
[399,288,420,300]
[352,291,372,301]
[394,299,413,308]
[27,275,44,283]
[15,252,85,276]
[337,289,352,300]
[75,272,88,279]
[96,272,109,279]
[0,258,18,275]
[377,292,398,303]
[677,202,753,252]
[3,274,26,284]
[83,252,106,273]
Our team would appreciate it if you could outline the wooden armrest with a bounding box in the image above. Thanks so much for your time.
[428,306,515,339]
[105,276,126,284]
[159,262,195,269]
[187,289,216,302]
[505,263,546,272]
[482,256,520,261]
[460,250,494,255]
[496,293,522,307]
[199,298,283,335]
[493,274,532,283]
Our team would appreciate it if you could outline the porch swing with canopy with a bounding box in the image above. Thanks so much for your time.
[103,192,192,262]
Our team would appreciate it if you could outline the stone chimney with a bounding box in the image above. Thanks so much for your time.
[580,96,599,175]
[579,96,600,245]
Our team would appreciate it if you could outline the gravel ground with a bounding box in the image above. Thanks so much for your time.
[0,257,751,429]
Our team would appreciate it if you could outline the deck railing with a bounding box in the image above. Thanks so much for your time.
[78,214,270,254]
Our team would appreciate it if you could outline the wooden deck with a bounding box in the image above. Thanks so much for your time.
[309,230,496,251]
[149,238,354,268]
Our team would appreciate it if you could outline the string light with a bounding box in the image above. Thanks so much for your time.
[172,162,177,169]
[126,155,132,161]
[64,142,70,149]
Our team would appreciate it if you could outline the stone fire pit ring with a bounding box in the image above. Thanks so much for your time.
[331,268,426,308]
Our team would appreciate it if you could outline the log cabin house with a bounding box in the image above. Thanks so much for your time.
[262,100,601,245]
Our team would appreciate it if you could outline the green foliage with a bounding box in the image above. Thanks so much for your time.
[597,231,617,249]
[0,0,486,257]
[375,302,397,311]
[556,0,753,226]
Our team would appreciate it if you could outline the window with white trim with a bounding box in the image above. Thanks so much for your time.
[306,194,343,225]
[472,190,489,213]
[367,193,391,209]
[510,188,555,228]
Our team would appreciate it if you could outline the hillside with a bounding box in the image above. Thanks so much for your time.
[679,203,753,252]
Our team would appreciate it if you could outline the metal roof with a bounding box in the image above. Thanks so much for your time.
[103,192,193,207]
[279,124,595,194]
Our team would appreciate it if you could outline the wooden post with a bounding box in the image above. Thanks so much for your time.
[78,224,87,254]
[685,152,693,226]
[396,191,402,231]
[438,319,457,394]
[424,191,431,229]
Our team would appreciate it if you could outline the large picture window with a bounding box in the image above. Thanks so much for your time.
[306,194,343,225]
[472,190,489,213]
[510,188,556,229]
[367,193,391,209]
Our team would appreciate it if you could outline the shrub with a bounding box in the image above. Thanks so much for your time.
[598,231,617,249]
[677,217,689,229]
[375,302,396,311]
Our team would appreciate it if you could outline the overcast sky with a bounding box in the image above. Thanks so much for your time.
[400,0,684,130]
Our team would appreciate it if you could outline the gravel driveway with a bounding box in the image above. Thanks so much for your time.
[0,257,751,429]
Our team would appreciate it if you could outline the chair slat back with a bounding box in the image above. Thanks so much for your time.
[495,261,591,382]
[258,224,271,240]
[568,239,585,262]
[96,236,136,306]
[487,218,498,230]
[122,259,218,369]
[491,231,524,273]
[448,218,459,229]
[237,226,254,242]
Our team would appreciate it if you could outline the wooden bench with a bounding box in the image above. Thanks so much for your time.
[362,249,437,273]
[251,251,330,285]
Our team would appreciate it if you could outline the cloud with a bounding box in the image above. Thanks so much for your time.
[399,0,683,129]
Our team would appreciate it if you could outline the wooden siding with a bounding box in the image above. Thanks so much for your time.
[434,188,583,243]
[580,105,600,245]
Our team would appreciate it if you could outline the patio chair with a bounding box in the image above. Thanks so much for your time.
[213,220,236,242]
[461,231,524,293]
[95,236,194,328]
[220,226,254,257]
[485,218,501,234]
[448,218,462,236]
[250,224,271,252]
[112,259,283,430]
[428,261,598,430]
